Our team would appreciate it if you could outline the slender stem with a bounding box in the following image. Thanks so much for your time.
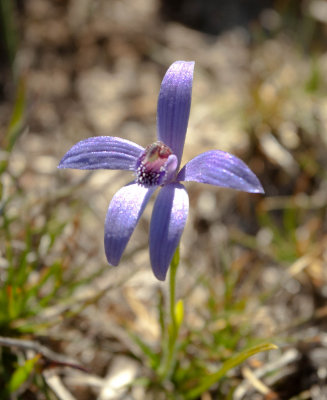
[159,247,180,381]
[169,248,179,330]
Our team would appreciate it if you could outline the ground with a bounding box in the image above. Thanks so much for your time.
[1,0,327,399]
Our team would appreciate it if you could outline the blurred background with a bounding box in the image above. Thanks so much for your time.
[1,0,327,399]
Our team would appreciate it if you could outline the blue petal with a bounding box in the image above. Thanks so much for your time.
[149,184,189,281]
[177,150,264,193]
[58,136,144,170]
[157,61,194,167]
[104,183,156,266]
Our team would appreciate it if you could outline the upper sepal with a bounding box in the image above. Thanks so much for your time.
[157,61,194,167]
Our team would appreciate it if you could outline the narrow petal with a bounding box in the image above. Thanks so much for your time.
[104,183,156,266]
[157,61,194,166]
[149,184,189,281]
[58,136,144,170]
[177,150,264,193]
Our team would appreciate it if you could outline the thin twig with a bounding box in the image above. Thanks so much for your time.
[0,336,87,372]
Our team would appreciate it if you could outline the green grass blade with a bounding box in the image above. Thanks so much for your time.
[8,355,40,393]
[0,0,18,68]
[0,77,26,175]
[129,332,160,369]
[6,77,26,152]
[185,342,277,399]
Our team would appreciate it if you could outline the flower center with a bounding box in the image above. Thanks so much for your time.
[135,141,173,186]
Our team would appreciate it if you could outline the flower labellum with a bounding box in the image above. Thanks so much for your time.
[58,61,264,281]
[135,141,174,186]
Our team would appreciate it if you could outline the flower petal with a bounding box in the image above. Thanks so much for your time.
[104,183,156,266]
[157,61,194,166]
[58,136,144,170]
[149,184,189,281]
[177,150,264,193]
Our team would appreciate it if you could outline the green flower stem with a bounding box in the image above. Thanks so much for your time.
[159,247,182,381]
[169,248,179,330]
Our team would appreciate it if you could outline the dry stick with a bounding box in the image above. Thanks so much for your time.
[0,336,87,372]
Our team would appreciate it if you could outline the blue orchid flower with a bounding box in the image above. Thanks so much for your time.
[59,61,264,281]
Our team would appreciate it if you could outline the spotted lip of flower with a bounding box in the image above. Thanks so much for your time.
[58,61,264,281]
